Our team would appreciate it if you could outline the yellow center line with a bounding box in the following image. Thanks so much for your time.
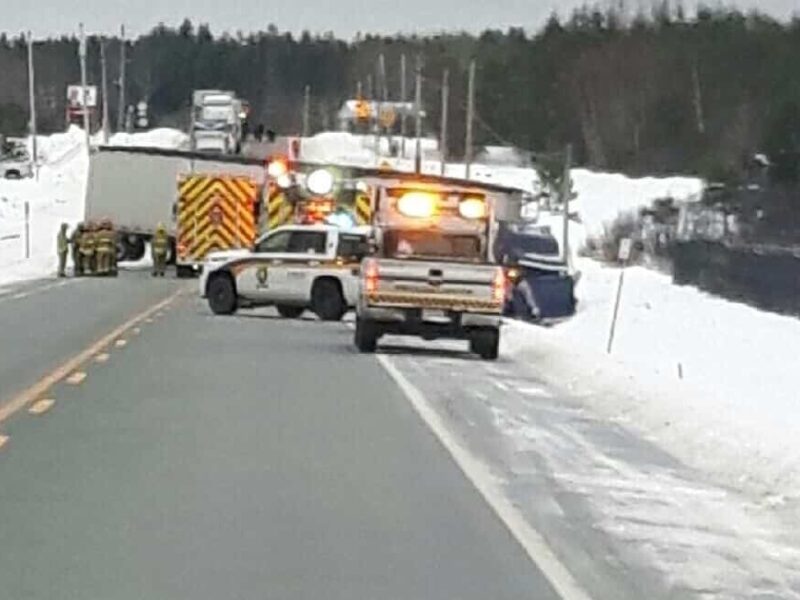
[65,371,87,385]
[28,399,55,415]
[0,288,183,426]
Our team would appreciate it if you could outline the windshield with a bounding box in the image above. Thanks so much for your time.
[383,229,483,262]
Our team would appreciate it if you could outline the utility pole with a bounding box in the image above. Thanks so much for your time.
[302,84,311,137]
[26,31,38,180]
[378,53,390,156]
[413,55,422,174]
[100,38,110,144]
[439,68,449,176]
[400,54,407,157]
[117,24,126,132]
[78,23,90,150]
[464,59,476,179]
[561,144,573,266]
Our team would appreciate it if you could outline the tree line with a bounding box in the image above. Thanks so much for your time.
[1,3,800,183]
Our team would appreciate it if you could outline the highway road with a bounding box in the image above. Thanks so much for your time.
[0,270,558,600]
[2,270,799,600]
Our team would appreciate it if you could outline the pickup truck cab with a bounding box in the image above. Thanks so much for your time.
[201,224,369,320]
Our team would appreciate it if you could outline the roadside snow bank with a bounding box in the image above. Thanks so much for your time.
[503,259,800,503]
[107,128,188,149]
[0,131,87,285]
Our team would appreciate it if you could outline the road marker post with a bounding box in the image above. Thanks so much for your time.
[606,238,632,354]
[24,201,30,259]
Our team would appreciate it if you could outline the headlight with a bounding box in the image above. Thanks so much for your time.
[397,192,437,218]
[306,169,335,195]
[458,197,487,219]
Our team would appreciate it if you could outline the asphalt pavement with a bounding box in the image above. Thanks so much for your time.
[0,270,559,600]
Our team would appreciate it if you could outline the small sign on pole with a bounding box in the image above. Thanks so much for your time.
[606,237,632,354]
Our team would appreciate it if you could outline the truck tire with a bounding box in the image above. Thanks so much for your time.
[276,305,304,319]
[207,274,238,315]
[470,328,500,360]
[115,239,127,263]
[311,278,346,321]
[354,317,379,353]
[127,236,146,262]
[176,265,195,279]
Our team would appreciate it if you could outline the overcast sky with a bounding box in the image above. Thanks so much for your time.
[6,0,799,40]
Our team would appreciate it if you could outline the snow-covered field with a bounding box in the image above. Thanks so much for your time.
[503,261,800,503]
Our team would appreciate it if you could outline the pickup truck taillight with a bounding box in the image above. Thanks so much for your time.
[491,267,506,304]
[363,259,380,295]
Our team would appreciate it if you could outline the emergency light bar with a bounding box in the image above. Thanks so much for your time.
[393,189,487,220]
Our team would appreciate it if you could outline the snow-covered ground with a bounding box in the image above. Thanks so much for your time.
[503,260,800,504]
[0,126,185,286]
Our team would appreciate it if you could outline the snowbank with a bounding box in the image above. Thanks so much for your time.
[106,128,189,150]
[0,129,88,285]
[571,169,703,239]
[504,260,800,503]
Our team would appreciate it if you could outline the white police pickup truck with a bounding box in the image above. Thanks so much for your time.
[200,224,370,320]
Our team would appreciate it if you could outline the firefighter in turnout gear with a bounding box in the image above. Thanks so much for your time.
[79,222,97,275]
[152,223,169,277]
[70,223,84,276]
[95,220,116,276]
[56,223,69,277]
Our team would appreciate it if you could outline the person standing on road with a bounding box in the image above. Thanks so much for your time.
[95,220,114,276]
[79,222,97,276]
[56,223,69,277]
[151,223,169,277]
[70,223,84,276]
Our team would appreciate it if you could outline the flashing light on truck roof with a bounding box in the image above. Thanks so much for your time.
[306,168,335,195]
[396,191,438,218]
[267,156,289,179]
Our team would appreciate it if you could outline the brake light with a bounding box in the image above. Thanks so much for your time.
[491,267,506,304]
[363,259,379,295]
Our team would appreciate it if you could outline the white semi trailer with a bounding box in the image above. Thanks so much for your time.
[84,147,265,263]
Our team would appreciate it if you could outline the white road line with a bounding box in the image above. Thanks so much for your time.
[376,354,592,600]
[0,278,79,304]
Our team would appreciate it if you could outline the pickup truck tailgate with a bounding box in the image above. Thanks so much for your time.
[366,259,502,313]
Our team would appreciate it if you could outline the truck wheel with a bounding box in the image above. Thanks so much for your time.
[127,236,146,262]
[207,274,238,315]
[115,239,127,263]
[470,329,500,360]
[276,305,304,319]
[355,317,379,353]
[176,265,195,279]
[311,278,346,321]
